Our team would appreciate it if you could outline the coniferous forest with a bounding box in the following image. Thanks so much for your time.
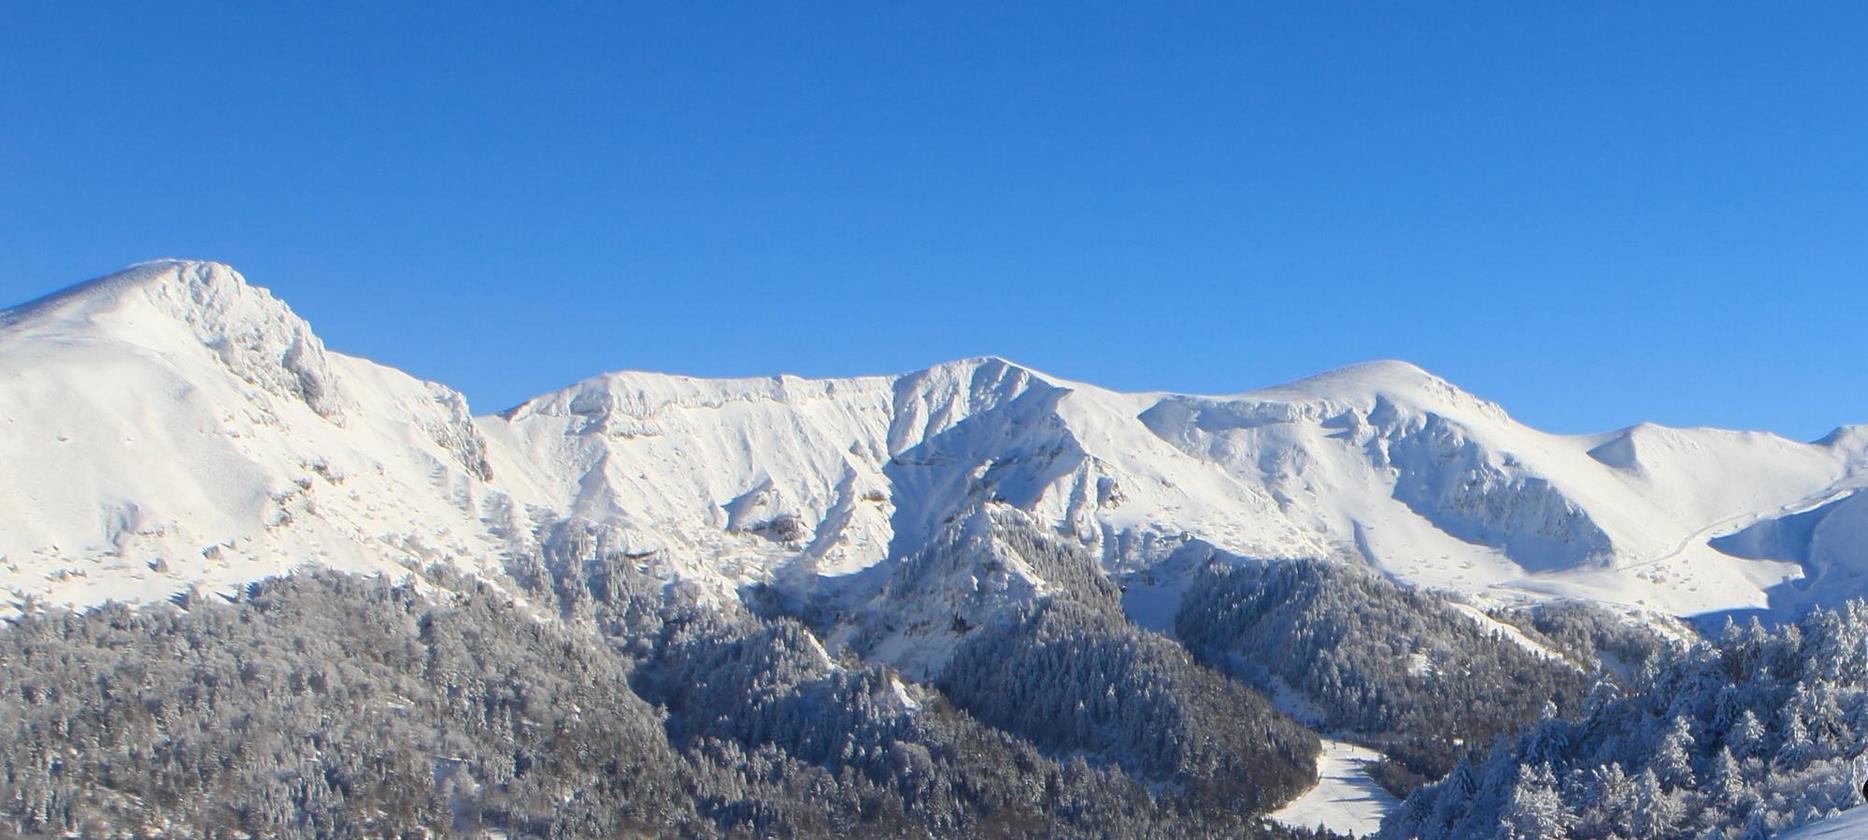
[0,562,1344,839]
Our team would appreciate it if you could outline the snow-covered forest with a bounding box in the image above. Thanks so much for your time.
[0,565,1342,839]
[1177,559,1637,793]
[7,544,1863,837]
[1,261,1865,837]
[1385,603,1868,839]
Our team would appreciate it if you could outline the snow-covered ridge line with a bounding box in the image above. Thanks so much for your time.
[3,259,1867,623]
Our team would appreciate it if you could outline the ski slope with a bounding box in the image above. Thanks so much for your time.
[1270,739,1399,837]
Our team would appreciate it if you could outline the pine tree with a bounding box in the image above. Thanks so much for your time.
[1654,714,1698,789]
[1632,767,1683,839]
[1578,762,1635,837]
[1708,746,1745,806]
[1427,760,1478,833]
[1779,710,1815,765]
[1736,808,1771,840]
[1730,708,1767,761]
[1500,763,1571,840]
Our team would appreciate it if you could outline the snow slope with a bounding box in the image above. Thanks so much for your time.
[4,260,1867,627]
[1779,807,1868,839]
[480,353,1868,619]
[1711,487,1868,613]
[0,261,524,611]
[1269,738,1400,837]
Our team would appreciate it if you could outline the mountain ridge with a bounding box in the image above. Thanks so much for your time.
[3,259,1865,626]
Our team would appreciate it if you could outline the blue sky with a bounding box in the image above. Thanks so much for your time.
[2,4,1863,438]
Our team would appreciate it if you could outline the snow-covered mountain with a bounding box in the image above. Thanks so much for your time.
[5,259,1866,628]
[0,260,514,610]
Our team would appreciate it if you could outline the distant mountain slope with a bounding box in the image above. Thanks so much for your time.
[3,260,1866,623]
[480,331,1868,619]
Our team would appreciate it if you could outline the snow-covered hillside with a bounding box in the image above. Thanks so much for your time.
[1781,807,1868,840]
[4,260,1866,626]
[0,261,521,609]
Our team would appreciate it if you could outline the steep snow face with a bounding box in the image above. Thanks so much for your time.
[0,261,516,611]
[482,351,1866,617]
[478,357,1068,588]
[2,260,348,419]
[1122,363,1865,614]
[5,260,1868,622]
[479,353,1325,605]
[1137,368,1618,575]
[1712,488,1868,612]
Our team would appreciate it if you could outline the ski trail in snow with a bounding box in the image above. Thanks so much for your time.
[1269,738,1399,837]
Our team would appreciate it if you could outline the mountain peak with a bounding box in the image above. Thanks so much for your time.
[910,354,1064,389]
[1268,359,1444,394]
[1,260,345,418]
[1237,359,1505,419]
[2,259,243,328]
[923,354,1029,374]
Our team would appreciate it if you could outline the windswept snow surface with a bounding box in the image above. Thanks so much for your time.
[1779,807,1868,839]
[1269,739,1399,837]
[3,260,1868,627]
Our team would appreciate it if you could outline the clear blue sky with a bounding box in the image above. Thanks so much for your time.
[3,4,1863,438]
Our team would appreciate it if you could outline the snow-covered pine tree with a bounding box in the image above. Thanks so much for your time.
[1500,764,1570,840]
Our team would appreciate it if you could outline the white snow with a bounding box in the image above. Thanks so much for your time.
[1448,602,1573,665]
[1780,806,1868,839]
[1263,675,1328,728]
[887,676,921,712]
[1270,738,1400,837]
[4,260,1868,630]
[0,261,519,614]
